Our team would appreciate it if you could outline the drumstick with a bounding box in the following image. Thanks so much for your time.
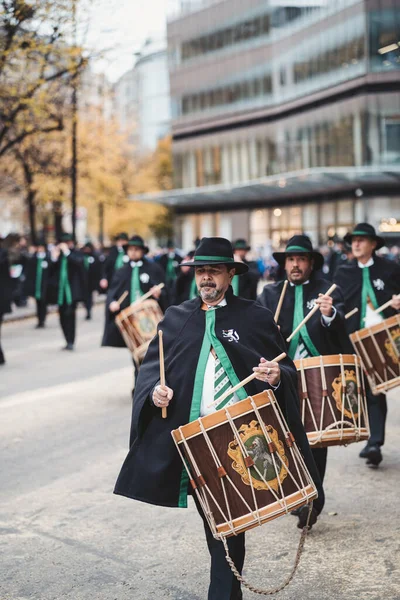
[274,280,288,323]
[132,282,165,306]
[345,307,358,320]
[286,283,337,342]
[117,290,129,305]
[373,295,399,315]
[207,352,286,408]
[158,330,167,419]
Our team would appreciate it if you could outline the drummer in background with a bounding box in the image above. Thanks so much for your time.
[82,242,102,321]
[24,237,51,328]
[171,250,197,304]
[155,239,182,304]
[114,237,324,600]
[232,238,260,300]
[257,235,348,526]
[334,223,400,467]
[99,232,129,292]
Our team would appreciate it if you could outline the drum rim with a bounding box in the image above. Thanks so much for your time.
[294,354,361,369]
[350,313,400,340]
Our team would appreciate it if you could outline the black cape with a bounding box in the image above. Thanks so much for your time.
[24,252,52,301]
[102,245,127,285]
[114,289,324,514]
[102,258,166,348]
[334,256,400,334]
[235,261,260,300]
[257,275,351,354]
[172,270,196,305]
[83,253,102,293]
[49,250,86,305]
[0,249,12,315]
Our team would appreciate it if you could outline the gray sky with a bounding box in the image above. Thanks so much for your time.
[84,0,179,82]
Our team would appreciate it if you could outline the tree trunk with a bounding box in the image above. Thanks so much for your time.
[27,190,37,244]
[98,202,104,245]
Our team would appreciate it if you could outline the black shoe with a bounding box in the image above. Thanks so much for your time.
[35,323,45,329]
[297,505,318,530]
[85,314,91,320]
[365,445,382,466]
[359,444,370,459]
[63,343,74,351]
[291,507,302,517]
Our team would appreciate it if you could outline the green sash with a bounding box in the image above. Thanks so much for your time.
[288,284,319,360]
[114,249,124,270]
[35,258,43,300]
[57,255,72,306]
[166,256,176,284]
[84,255,90,270]
[178,305,246,507]
[231,275,239,296]
[360,266,379,327]
[189,276,198,300]
[130,266,143,302]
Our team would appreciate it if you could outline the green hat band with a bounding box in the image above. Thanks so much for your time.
[128,241,145,247]
[285,245,312,253]
[350,230,372,237]
[194,255,234,263]
[234,243,248,248]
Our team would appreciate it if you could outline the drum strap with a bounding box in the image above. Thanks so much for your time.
[57,255,72,306]
[288,285,319,360]
[35,258,43,300]
[360,267,379,327]
[231,275,240,296]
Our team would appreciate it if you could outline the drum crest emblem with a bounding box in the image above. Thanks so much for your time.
[332,370,359,419]
[227,421,288,492]
[384,327,400,364]
[137,314,156,335]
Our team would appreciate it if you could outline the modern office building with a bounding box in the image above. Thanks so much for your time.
[140,0,400,251]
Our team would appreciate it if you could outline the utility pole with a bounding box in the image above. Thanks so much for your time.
[71,0,78,241]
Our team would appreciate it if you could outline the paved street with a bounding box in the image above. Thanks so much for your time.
[1,305,399,600]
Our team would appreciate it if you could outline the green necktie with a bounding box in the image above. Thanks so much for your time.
[57,255,72,306]
[166,256,176,284]
[231,275,239,296]
[114,249,124,270]
[130,266,143,302]
[214,356,233,405]
[361,267,379,327]
[288,284,319,360]
[189,276,198,299]
[84,255,90,270]
[35,258,43,300]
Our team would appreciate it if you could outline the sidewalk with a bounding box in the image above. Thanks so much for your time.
[4,295,105,323]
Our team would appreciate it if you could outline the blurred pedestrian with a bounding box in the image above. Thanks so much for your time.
[232,238,260,300]
[155,239,182,304]
[24,238,51,328]
[172,250,197,304]
[82,242,101,320]
[0,238,13,365]
[99,232,129,291]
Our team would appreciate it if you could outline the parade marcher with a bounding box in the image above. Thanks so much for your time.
[51,233,85,351]
[171,250,197,304]
[0,240,12,365]
[24,238,51,328]
[231,238,260,300]
[114,237,324,600]
[257,235,348,524]
[156,240,182,300]
[99,232,128,291]
[334,223,400,467]
[82,242,101,320]
[102,234,167,349]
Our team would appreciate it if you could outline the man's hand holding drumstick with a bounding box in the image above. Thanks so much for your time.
[152,384,174,410]
[252,357,281,387]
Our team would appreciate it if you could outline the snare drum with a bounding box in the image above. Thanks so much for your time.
[294,354,369,448]
[116,299,163,364]
[172,390,317,540]
[350,314,400,395]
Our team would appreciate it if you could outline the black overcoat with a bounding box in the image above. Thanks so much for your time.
[172,271,196,305]
[257,275,351,354]
[83,253,102,293]
[334,256,400,334]
[102,258,166,348]
[114,289,324,514]
[0,249,12,315]
[49,250,86,304]
[102,245,127,284]
[237,262,260,300]
[24,252,52,301]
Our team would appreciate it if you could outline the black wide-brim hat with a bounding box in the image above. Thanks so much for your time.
[273,235,324,270]
[343,223,385,250]
[59,233,74,243]
[233,238,251,251]
[180,237,249,275]
[126,235,149,254]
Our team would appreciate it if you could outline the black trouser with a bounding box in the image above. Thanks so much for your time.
[59,302,77,345]
[0,314,4,363]
[193,496,245,600]
[311,447,328,485]
[366,382,387,447]
[84,291,93,317]
[36,298,47,326]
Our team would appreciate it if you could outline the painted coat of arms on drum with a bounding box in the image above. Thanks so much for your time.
[332,370,359,419]
[385,327,400,364]
[227,421,288,492]
[138,314,156,335]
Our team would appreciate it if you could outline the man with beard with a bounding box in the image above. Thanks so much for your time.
[257,235,348,526]
[51,233,85,351]
[24,238,51,328]
[0,238,12,365]
[114,237,324,600]
[334,223,400,467]
[99,232,129,291]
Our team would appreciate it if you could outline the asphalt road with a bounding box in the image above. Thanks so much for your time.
[1,305,399,600]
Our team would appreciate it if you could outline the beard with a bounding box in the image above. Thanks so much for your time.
[199,282,221,302]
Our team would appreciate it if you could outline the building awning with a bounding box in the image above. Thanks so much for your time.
[129,166,400,213]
